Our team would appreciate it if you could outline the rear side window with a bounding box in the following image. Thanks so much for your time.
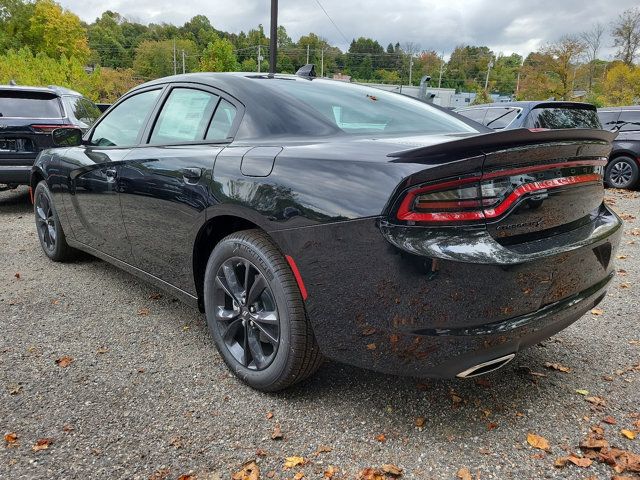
[458,108,487,124]
[64,96,101,125]
[598,111,620,131]
[206,99,237,141]
[91,89,161,147]
[484,108,520,129]
[526,107,601,129]
[0,91,62,118]
[619,111,640,132]
[150,88,219,144]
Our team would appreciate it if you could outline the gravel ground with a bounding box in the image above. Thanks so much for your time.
[1,185,638,480]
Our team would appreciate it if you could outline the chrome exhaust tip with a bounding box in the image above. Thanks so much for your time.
[456,353,516,378]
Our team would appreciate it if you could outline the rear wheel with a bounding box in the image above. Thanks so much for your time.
[203,229,322,391]
[34,181,76,261]
[605,156,639,189]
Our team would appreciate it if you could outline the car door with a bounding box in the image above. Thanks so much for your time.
[117,84,241,293]
[60,88,163,261]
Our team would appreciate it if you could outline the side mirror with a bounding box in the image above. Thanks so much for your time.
[52,127,83,147]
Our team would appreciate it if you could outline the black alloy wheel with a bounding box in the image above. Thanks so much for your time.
[213,257,280,370]
[203,229,322,391]
[34,181,75,261]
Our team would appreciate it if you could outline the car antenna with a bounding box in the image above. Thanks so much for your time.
[295,64,317,78]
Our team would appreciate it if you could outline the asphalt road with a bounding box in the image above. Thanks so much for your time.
[1,186,638,480]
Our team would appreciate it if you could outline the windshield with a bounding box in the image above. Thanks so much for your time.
[264,78,478,136]
[0,91,62,118]
[526,106,601,129]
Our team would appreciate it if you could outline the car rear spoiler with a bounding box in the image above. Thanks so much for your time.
[387,128,617,162]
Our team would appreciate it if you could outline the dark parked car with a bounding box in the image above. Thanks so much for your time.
[31,73,622,391]
[0,84,101,188]
[597,106,640,189]
[455,101,601,131]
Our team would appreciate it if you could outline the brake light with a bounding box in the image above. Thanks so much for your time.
[30,124,74,133]
[396,162,604,224]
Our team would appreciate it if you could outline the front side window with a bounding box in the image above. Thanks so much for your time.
[618,111,640,132]
[262,79,478,136]
[150,88,219,144]
[91,89,161,147]
[484,108,520,129]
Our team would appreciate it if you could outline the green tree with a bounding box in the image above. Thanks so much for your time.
[133,39,197,78]
[472,88,493,105]
[200,36,238,72]
[28,0,90,61]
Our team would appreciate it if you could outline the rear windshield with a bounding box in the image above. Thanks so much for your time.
[526,106,601,129]
[262,78,478,136]
[0,91,62,118]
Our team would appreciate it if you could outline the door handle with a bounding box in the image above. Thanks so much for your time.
[182,167,202,182]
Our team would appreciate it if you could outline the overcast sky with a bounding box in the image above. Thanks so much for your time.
[59,0,635,59]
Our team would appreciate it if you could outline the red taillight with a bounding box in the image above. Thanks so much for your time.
[30,124,74,133]
[396,161,604,224]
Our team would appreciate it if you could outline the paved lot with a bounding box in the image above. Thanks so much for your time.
[1,186,638,480]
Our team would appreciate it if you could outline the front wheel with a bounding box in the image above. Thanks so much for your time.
[34,181,77,262]
[203,229,322,391]
[605,156,639,189]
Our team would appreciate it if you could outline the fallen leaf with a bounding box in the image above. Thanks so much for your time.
[358,468,384,480]
[603,416,618,425]
[323,466,338,478]
[456,468,472,480]
[616,255,627,260]
[381,464,403,476]
[361,327,376,336]
[414,417,426,428]
[232,461,259,480]
[137,308,150,316]
[315,445,332,454]
[14,272,20,279]
[621,429,637,440]
[527,433,551,451]
[576,389,589,396]
[177,475,195,480]
[544,362,571,373]
[32,438,53,452]
[96,346,109,354]
[366,343,377,350]
[148,292,163,300]
[585,396,606,407]
[567,455,593,468]
[8,384,22,395]
[554,457,568,468]
[62,424,74,433]
[55,356,74,368]
[375,433,386,442]
[4,432,18,445]
[266,411,274,420]
[149,468,171,480]
[271,424,283,440]
[487,422,498,431]
[284,457,306,469]
[256,448,267,457]
[590,308,604,315]
[293,473,304,480]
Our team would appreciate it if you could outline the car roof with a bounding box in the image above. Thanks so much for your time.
[0,84,83,97]
[458,101,596,110]
[598,105,640,112]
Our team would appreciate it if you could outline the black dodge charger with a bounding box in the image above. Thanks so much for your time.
[31,72,622,391]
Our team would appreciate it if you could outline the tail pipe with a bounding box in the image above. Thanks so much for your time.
[456,353,516,378]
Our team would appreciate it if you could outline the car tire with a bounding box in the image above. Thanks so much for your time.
[34,181,76,262]
[605,156,639,189]
[203,229,322,391]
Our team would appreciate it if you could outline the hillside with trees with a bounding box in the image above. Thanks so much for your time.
[0,0,639,105]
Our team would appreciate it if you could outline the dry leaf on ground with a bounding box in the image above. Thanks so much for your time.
[456,467,472,480]
[621,429,637,440]
[284,457,306,469]
[527,433,550,451]
[232,461,259,480]
[381,464,403,476]
[32,438,52,452]
[271,424,283,440]
[55,356,74,368]
[4,432,18,445]
[544,362,571,373]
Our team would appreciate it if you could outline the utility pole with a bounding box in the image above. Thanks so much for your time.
[484,59,494,91]
[320,48,324,77]
[181,50,185,74]
[438,53,445,88]
[269,0,277,74]
[408,55,413,85]
[173,38,177,75]
[306,44,310,64]
[257,44,261,73]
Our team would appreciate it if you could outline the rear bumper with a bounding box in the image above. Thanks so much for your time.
[0,165,32,185]
[271,205,622,378]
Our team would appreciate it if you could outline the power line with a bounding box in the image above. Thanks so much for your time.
[312,0,350,45]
